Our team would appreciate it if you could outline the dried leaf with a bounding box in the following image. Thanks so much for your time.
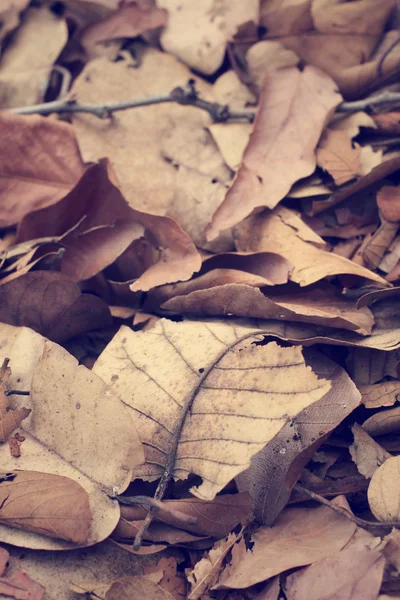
[17,161,201,289]
[285,542,385,600]
[145,557,187,600]
[71,50,232,250]
[360,381,400,408]
[0,0,30,41]
[0,471,92,544]
[214,498,356,589]
[113,516,210,546]
[0,7,68,108]
[363,406,400,436]
[206,66,342,239]
[159,281,374,334]
[350,424,391,479]
[72,575,175,600]
[236,351,361,524]
[0,327,143,549]
[159,0,259,74]
[80,2,168,59]
[377,186,400,223]
[187,533,238,600]
[119,492,252,538]
[317,129,363,185]
[0,271,112,343]
[0,113,84,227]
[247,40,299,89]
[368,456,400,521]
[234,206,387,286]
[93,319,331,500]
[0,569,45,600]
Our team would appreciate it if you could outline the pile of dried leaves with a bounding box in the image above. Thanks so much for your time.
[1,0,400,598]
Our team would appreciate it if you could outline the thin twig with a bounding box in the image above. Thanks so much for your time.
[8,79,400,121]
[10,80,255,122]
[295,484,400,532]
[4,390,30,397]
[117,494,197,527]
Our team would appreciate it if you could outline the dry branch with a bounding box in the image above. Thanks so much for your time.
[8,80,400,121]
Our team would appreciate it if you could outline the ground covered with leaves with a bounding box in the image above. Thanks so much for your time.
[1,0,400,598]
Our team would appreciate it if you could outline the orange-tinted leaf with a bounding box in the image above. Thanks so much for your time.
[0,471,92,544]
[206,66,341,239]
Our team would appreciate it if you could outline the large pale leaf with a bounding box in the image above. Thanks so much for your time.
[0,327,143,549]
[93,319,331,501]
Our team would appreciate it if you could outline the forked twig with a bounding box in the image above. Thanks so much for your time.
[117,494,197,527]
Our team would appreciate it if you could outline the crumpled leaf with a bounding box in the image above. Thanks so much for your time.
[0,471,92,544]
[261,0,397,98]
[285,541,385,600]
[159,0,259,75]
[206,66,342,239]
[0,7,68,108]
[158,280,374,334]
[0,271,112,343]
[368,456,400,521]
[234,206,387,286]
[80,1,168,59]
[72,575,175,600]
[17,160,201,290]
[214,497,356,589]
[0,112,84,227]
[144,557,186,600]
[0,327,143,549]
[236,350,361,524]
[119,492,252,538]
[350,424,391,479]
[93,319,331,501]
[187,533,238,600]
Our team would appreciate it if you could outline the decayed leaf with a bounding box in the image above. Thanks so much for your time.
[214,497,356,589]
[206,66,342,240]
[119,492,252,538]
[71,49,232,250]
[368,456,400,521]
[144,557,187,600]
[350,424,391,479]
[0,7,68,108]
[159,0,259,74]
[159,280,374,334]
[284,542,385,600]
[362,219,399,270]
[236,351,361,524]
[80,1,168,59]
[17,161,201,289]
[0,471,92,544]
[360,381,400,408]
[363,406,400,436]
[317,129,363,185]
[0,113,84,227]
[0,271,112,343]
[234,206,387,286]
[0,327,143,549]
[187,533,237,600]
[93,319,331,500]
